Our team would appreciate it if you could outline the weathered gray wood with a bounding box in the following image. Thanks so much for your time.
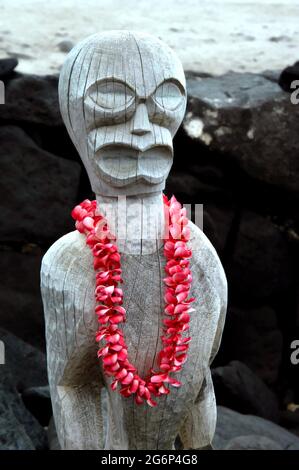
[58,30,186,197]
[40,31,227,450]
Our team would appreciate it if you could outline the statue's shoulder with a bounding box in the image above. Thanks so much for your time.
[41,230,92,282]
[189,221,227,301]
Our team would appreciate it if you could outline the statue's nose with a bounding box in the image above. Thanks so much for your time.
[130,102,151,136]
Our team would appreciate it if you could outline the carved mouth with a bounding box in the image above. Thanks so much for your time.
[93,144,173,187]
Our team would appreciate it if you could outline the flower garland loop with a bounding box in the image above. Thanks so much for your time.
[71,195,194,407]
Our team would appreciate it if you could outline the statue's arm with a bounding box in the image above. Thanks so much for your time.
[179,297,227,450]
[40,232,106,449]
[179,238,228,449]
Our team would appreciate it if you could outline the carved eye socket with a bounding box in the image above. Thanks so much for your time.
[153,81,184,110]
[86,79,135,109]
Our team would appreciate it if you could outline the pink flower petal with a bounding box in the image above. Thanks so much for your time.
[169,378,182,387]
[150,373,168,384]
[135,395,143,405]
[147,398,157,407]
[103,353,118,365]
[97,346,109,357]
[159,384,170,395]
[117,349,128,361]
[113,306,126,315]
[111,380,118,391]
[129,379,139,394]
[109,344,123,352]
[116,368,127,380]
[109,363,120,372]
[121,372,134,385]
[177,291,189,303]
[109,315,125,324]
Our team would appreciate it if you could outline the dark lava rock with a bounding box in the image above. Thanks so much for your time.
[223,306,283,385]
[203,203,234,255]
[166,170,234,255]
[224,435,283,450]
[279,61,299,92]
[0,58,18,79]
[261,69,281,83]
[0,404,35,450]
[0,328,47,391]
[22,386,52,426]
[0,247,45,349]
[212,361,279,422]
[214,406,299,450]
[47,417,61,450]
[166,164,228,200]
[185,72,299,194]
[280,409,299,435]
[57,39,74,53]
[227,211,291,300]
[0,126,81,243]
[0,367,47,449]
[0,74,61,126]
[166,171,201,201]
[188,165,227,195]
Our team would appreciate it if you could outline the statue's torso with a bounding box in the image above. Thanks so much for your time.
[41,222,227,449]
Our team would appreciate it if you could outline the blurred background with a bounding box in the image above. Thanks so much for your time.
[0,0,299,451]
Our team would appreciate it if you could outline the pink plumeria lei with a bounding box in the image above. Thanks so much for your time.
[71,195,195,407]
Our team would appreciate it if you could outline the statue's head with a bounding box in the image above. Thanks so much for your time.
[59,31,186,196]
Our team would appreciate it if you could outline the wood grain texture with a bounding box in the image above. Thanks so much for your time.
[58,30,187,197]
[41,31,228,449]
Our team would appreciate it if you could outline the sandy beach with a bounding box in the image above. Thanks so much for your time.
[0,0,298,76]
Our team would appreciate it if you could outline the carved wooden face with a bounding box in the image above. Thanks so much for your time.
[59,31,187,196]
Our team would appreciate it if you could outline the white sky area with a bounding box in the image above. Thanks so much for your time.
[0,0,298,75]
